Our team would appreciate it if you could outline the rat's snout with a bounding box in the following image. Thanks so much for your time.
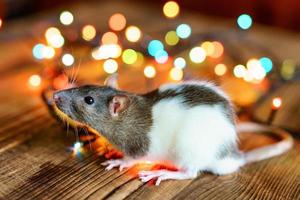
[53,91,69,106]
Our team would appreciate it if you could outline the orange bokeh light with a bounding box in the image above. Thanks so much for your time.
[272,97,282,109]
[101,32,118,44]
[108,13,126,31]
[210,41,224,58]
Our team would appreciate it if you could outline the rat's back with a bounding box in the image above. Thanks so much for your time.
[145,81,243,174]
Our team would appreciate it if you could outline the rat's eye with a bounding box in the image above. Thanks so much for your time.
[84,96,94,105]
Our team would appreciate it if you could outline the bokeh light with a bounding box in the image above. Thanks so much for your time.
[60,11,74,25]
[62,53,74,66]
[246,58,266,81]
[32,44,46,60]
[174,57,186,69]
[0,18,2,28]
[189,47,206,63]
[259,57,273,73]
[125,26,142,42]
[122,49,138,64]
[144,65,156,78]
[92,44,122,60]
[210,41,224,58]
[165,31,179,46]
[132,52,145,67]
[169,68,183,81]
[109,13,126,31]
[201,41,214,56]
[237,14,253,30]
[147,40,164,56]
[29,75,41,87]
[163,1,180,18]
[45,27,64,48]
[214,64,227,76]
[154,50,168,64]
[233,64,247,78]
[272,97,282,109]
[42,46,55,59]
[82,25,96,41]
[103,59,118,74]
[101,32,118,44]
[176,24,191,39]
[281,59,296,80]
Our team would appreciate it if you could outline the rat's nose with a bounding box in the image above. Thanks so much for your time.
[53,92,63,104]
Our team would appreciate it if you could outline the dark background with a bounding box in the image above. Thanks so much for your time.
[1,0,300,31]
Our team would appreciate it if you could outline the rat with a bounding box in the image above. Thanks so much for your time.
[53,75,293,185]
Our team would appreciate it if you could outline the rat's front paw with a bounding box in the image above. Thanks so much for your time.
[101,159,136,171]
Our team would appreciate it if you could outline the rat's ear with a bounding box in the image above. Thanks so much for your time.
[109,95,130,118]
[104,73,119,89]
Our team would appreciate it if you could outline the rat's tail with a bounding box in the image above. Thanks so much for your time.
[237,122,293,164]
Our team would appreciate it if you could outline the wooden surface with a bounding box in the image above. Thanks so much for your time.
[1,1,300,199]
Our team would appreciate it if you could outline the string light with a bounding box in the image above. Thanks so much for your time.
[109,13,126,31]
[101,32,118,44]
[42,46,55,59]
[144,65,156,78]
[45,27,64,48]
[60,11,74,25]
[62,54,75,66]
[154,50,168,64]
[174,57,186,69]
[122,49,138,64]
[233,64,247,78]
[147,40,164,56]
[189,47,206,63]
[125,26,142,42]
[82,25,96,41]
[28,75,41,87]
[237,14,252,30]
[169,68,183,81]
[214,64,227,76]
[210,41,224,58]
[272,97,282,109]
[201,41,214,56]
[259,57,273,73]
[176,24,191,39]
[281,60,295,80]
[103,59,118,74]
[165,31,179,46]
[32,44,46,60]
[163,1,180,18]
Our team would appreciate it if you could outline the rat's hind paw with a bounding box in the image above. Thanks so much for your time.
[101,159,137,171]
[138,169,198,186]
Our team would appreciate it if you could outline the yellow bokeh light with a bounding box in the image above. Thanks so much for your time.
[29,75,41,87]
[42,46,55,59]
[82,25,96,41]
[165,31,179,46]
[144,65,156,78]
[103,59,118,74]
[125,26,142,42]
[132,52,144,67]
[247,58,266,81]
[169,68,183,81]
[233,64,247,78]
[62,53,74,66]
[281,59,296,80]
[163,1,180,18]
[210,41,224,58]
[109,13,126,31]
[122,49,137,64]
[201,41,214,56]
[189,47,206,63]
[101,32,118,44]
[60,11,74,25]
[92,44,122,60]
[214,64,227,76]
[45,27,64,48]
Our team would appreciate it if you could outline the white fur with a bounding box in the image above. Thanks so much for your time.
[146,82,242,175]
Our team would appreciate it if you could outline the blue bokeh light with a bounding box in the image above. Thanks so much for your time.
[154,50,168,64]
[237,14,252,30]
[32,44,45,60]
[259,57,273,73]
[176,24,191,39]
[147,40,164,56]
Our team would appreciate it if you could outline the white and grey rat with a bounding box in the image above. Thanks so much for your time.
[53,76,293,185]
